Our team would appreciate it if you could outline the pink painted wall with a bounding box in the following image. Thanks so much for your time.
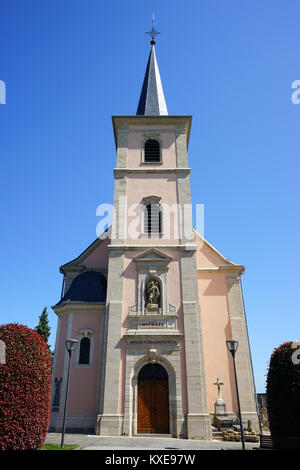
[123,125,181,246]
[67,312,103,415]
[127,128,177,169]
[195,235,238,414]
[125,173,180,245]
[196,238,226,269]
[51,310,103,416]
[198,272,236,413]
[53,314,68,383]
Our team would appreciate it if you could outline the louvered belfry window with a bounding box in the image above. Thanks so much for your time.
[144,203,162,234]
[144,139,161,162]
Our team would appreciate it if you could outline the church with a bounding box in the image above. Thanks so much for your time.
[49,28,259,440]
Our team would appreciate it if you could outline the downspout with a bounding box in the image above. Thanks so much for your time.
[239,274,262,434]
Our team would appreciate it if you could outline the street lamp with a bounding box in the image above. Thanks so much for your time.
[60,339,79,448]
[226,339,245,450]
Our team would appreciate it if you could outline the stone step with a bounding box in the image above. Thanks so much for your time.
[212,432,223,440]
[135,433,173,438]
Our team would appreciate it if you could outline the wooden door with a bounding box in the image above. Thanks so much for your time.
[138,379,169,433]
[138,380,153,433]
[154,380,169,433]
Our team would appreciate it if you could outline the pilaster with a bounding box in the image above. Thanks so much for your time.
[226,273,260,432]
[180,252,212,439]
[96,250,124,436]
[116,126,128,168]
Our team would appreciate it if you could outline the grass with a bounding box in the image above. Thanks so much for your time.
[42,444,79,450]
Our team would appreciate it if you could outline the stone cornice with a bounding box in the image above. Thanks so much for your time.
[197,265,244,274]
[60,265,86,274]
[113,168,190,178]
[123,331,183,339]
[60,265,108,275]
[52,302,106,315]
[112,115,192,149]
[128,312,178,319]
[108,244,198,252]
[219,264,244,274]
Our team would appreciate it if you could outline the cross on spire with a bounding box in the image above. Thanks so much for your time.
[136,14,168,116]
[146,13,160,45]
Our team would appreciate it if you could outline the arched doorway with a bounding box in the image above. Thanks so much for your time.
[137,363,170,434]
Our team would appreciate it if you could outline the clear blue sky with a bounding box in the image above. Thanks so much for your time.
[0,0,299,393]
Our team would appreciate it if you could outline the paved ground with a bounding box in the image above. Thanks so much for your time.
[46,433,259,450]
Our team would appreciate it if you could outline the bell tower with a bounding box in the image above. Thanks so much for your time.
[96,23,212,439]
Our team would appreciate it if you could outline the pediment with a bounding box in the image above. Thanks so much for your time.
[142,195,161,204]
[134,248,172,263]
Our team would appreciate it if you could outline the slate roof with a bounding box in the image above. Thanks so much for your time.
[54,271,107,307]
[136,44,168,116]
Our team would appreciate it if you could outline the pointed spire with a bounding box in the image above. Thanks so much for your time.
[136,16,168,116]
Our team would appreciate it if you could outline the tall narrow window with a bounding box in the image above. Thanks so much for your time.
[144,139,161,162]
[79,337,90,365]
[144,203,162,235]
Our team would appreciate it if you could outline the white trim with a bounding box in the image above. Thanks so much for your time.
[50,315,62,407]
[60,313,73,415]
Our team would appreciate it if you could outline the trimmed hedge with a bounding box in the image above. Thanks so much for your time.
[0,323,52,450]
[266,341,300,438]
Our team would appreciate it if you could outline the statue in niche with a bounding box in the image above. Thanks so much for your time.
[145,278,160,310]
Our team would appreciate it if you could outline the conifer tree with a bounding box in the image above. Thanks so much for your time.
[35,307,53,364]
[36,307,51,345]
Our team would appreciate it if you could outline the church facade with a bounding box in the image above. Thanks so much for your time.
[50,36,259,439]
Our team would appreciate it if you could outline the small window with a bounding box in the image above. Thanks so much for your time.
[144,139,161,163]
[79,337,91,364]
[144,203,162,234]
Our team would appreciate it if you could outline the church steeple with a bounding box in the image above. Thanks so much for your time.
[136,17,168,116]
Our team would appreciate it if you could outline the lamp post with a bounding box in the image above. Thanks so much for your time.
[60,339,79,449]
[226,339,245,450]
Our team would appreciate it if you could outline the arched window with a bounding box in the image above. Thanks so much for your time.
[79,337,91,365]
[144,202,162,235]
[144,138,161,163]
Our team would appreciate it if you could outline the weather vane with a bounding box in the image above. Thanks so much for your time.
[146,13,160,45]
